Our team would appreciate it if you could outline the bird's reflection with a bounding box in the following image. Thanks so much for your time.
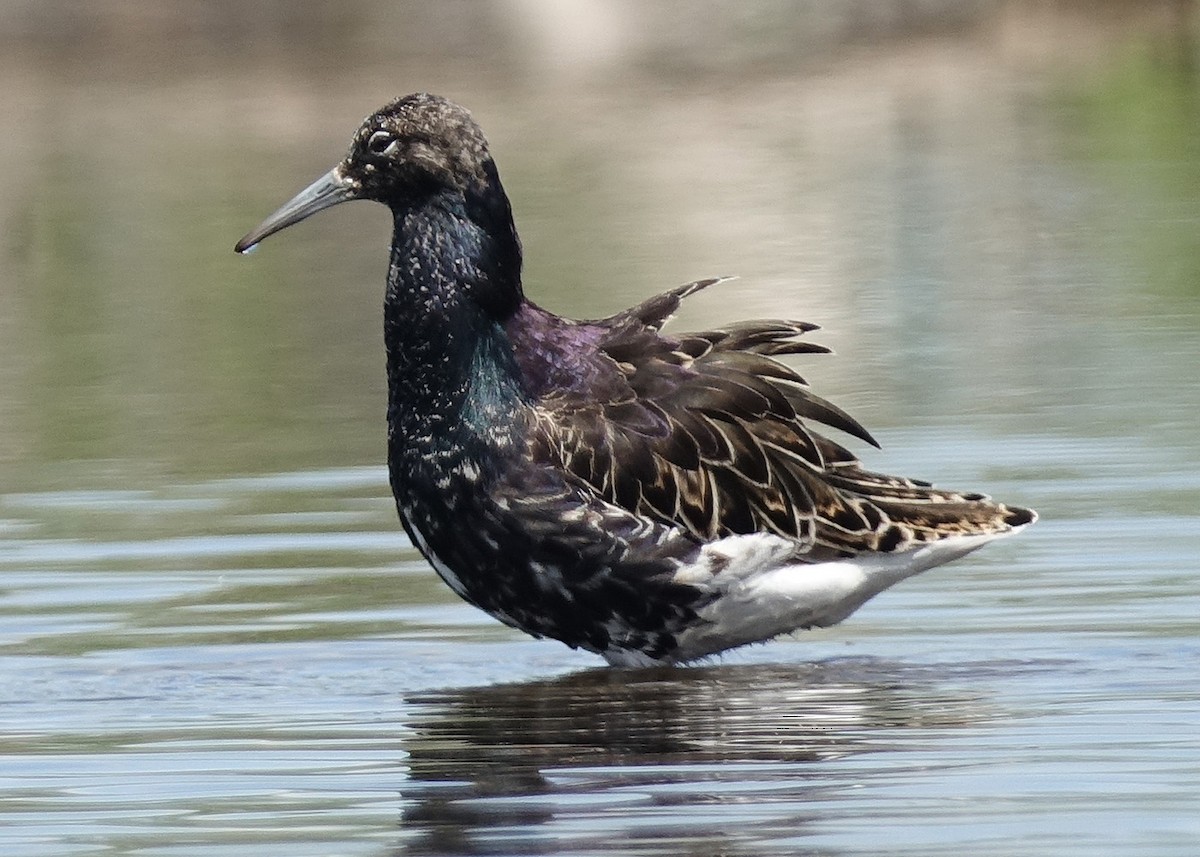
[390,658,995,856]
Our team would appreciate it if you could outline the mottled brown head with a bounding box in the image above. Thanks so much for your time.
[346,93,493,200]
[235,93,496,253]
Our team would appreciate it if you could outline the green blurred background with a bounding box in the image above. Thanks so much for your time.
[1,0,1196,488]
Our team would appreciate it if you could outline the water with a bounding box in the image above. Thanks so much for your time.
[3,2,1200,855]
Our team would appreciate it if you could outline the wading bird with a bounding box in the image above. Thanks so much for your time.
[236,94,1035,666]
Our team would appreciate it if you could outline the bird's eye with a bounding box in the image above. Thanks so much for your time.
[366,130,397,156]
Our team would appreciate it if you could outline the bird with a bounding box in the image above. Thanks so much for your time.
[235,93,1036,667]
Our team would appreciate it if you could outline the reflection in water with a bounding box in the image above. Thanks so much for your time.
[393,661,992,856]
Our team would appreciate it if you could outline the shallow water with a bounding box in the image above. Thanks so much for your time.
[3,3,1200,855]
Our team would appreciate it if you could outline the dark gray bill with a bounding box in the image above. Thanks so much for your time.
[234,167,358,254]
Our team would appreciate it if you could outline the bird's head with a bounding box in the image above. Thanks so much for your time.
[235,93,500,254]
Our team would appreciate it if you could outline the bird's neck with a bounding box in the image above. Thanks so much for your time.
[383,189,528,462]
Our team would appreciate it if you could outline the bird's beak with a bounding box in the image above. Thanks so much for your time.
[234,166,359,254]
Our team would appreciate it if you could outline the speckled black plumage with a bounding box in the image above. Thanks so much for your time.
[236,93,1036,665]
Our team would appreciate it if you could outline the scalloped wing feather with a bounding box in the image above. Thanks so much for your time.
[524,280,1035,557]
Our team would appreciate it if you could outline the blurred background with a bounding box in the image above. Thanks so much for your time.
[2,0,1196,487]
[2,2,1199,856]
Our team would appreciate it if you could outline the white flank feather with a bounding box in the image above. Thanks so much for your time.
[664,525,1028,663]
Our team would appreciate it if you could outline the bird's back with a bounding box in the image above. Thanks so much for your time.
[507,278,1035,561]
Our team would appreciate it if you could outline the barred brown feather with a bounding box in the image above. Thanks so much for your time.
[526,278,1034,552]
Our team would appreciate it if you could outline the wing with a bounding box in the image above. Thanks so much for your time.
[521,279,1034,557]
